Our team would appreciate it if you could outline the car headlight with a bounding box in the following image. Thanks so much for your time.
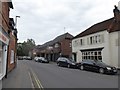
[107,67,111,70]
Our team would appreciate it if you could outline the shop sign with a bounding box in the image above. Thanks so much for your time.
[0,31,9,45]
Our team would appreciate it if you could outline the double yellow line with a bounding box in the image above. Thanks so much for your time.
[28,68,44,90]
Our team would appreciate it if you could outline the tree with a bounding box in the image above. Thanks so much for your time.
[17,39,36,56]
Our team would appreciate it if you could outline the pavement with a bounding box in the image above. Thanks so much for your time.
[2,60,33,89]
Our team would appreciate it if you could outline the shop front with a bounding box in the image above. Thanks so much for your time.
[0,27,9,80]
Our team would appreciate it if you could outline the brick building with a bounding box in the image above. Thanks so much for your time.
[33,33,73,62]
[0,0,17,82]
[7,18,17,73]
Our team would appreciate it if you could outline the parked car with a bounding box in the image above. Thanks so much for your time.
[22,56,32,60]
[26,56,32,60]
[56,57,77,68]
[77,59,118,74]
[38,57,49,63]
[18,56,23,60]
[34,57,39,62]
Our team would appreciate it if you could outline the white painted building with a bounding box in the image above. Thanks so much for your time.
[72,5,120,68]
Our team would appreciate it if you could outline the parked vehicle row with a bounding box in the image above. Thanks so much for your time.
[18,56,32,60]
[20,55,118,75]
[56,57,118,75]
[34,57,49,63]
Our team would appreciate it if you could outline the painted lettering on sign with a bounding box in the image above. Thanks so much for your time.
[0,31,9,44]
[0,32,7,42]
[2,34,6,42]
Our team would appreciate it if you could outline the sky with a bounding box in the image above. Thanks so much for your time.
[10,0,120,45]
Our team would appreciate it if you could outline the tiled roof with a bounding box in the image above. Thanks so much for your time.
[73,17,120,39]
[36,33,73,49]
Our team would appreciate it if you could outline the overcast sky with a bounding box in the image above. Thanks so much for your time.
[10,0,119,45]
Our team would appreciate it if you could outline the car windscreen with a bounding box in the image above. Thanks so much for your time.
[69,59,75,62]
[96,61,107,66]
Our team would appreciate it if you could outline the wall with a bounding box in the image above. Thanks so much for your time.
[72,31,108,62]
[1,2,9,33]
[7,32,16,72]
[0,2,10,80]
[72,30,119,68]
[109,31,119,68]
[61,39,72,57]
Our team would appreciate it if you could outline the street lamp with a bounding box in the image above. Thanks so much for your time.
[14,16,20,68]
[15,16,20,29]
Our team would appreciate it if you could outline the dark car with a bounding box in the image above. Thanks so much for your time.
[77,59,117,74]
[38,57,49,63]
[56,57,76,68]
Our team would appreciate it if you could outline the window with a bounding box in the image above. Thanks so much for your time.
[73,40,79,47]
[98,35,101,43]
[90,37,93,44]
[69,43,72,47]
[82,51,102,61]
[95,36,98,43]
[116,38,120,46]
[87,38,89,45]
[88,34,104,45]
[80,39,84,46]
[10,50,14,64]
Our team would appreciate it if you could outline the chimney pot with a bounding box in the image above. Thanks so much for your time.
[118,1,120,11]
[113,5,120,22]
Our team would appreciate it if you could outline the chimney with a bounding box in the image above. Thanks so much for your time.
[113,5,120,22]
[118,1,120,11]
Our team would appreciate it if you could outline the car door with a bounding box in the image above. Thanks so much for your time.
[89,61,99,71]
[84,60,94,71]
[63,59,68,67]
[60,58,66,66]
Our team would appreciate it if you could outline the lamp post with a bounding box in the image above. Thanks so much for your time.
[14,16,20,68]
[15,16,20,29]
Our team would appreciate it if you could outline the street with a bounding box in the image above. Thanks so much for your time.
[3,60,118,88]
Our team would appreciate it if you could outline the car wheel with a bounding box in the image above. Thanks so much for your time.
[80,65,84,70]
[99,68,104,74]
[57,63,60,66]
[67,64,70,68]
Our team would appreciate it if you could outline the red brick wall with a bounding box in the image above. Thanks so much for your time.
[0,2,16,73]
[1,2,10,32]
[8,32,16,72]
[60,39,72,57]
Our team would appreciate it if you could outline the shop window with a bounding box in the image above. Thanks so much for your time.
[82,51,102,61]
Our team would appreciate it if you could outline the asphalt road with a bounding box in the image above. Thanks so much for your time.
[3,60,119,88]
[25,60,118,88]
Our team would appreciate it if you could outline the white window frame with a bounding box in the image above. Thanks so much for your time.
[10,50,14,64]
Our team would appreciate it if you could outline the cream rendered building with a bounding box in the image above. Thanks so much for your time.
[72,6,120,69]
